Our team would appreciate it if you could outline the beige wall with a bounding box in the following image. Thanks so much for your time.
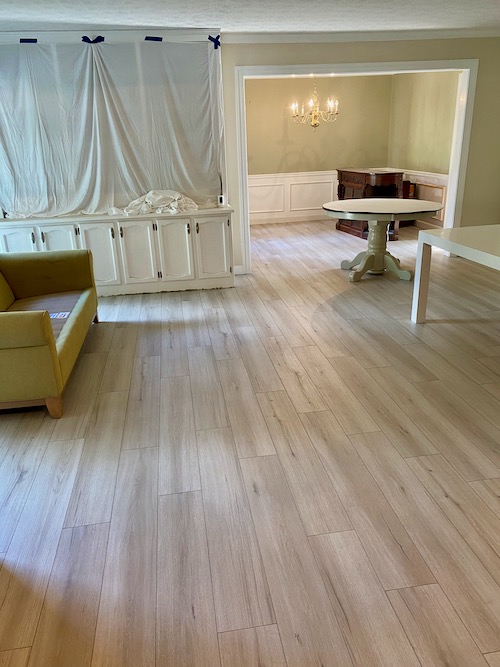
[388,71,459,173]
[246,72,459,177]
[245,76,392,175]
[222,37,500,265]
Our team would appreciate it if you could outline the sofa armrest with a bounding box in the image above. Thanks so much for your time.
[0,250,96,299]
[0,310,63,402]
[0,310,56,349]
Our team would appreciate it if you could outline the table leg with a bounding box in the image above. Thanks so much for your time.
[411,240,432,322]
[340,220,386,277]
[365,219,388,274]
[341,251,366,270]
[384,254,413,281]
[348,253,375,282]
[340,218,411,282]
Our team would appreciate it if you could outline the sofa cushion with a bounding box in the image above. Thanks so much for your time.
[0,271,15,311]
[7,290,83,339]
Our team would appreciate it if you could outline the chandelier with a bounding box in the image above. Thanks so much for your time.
[290,80,339,128]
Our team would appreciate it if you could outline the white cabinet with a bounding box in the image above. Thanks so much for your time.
[156,218,195,282]
[38,224,80,251]
[0,209,234,295]
[194,216,232,279]
[0,222,80,253]
[118,220,159,284]
[0,224,39,252]
[78,221,121,286]
[115,215,231,287]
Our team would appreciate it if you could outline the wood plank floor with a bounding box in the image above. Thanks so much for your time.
[1,220,500,666]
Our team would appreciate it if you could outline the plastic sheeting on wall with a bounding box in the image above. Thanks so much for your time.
[0,40,224,218]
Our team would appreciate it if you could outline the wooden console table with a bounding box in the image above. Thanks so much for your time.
[336,168,405,240]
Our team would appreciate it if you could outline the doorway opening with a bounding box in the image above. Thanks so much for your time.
[235,60,478,273]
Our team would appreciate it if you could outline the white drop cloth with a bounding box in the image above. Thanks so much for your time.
[0,41,224,218]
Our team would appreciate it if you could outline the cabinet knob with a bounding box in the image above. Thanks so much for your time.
[187,223,190,234]
[31,232,35,244]
[196,222,199,234]
[110,227,115,239]
[41,231,45,243]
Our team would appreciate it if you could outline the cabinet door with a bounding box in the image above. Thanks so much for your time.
[194,216,232,279]
[0,225,39,252]
[156,219,195,282]
[38,224,80,251]
[78,222,121,285]
[118,220,159,284]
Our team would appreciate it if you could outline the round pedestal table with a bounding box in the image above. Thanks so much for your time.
[323,198,444,282]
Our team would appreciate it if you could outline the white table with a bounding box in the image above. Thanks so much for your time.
[323,198,443,282]
[411,224,500,323]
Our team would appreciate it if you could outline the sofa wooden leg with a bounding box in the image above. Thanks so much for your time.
[46,397,63,419]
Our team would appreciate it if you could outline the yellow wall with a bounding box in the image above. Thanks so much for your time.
[246,71,459,177]
[245,76,392,175]
[222,37,500,265]
[388,71,459,173]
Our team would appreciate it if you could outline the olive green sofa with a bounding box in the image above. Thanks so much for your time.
[0,249,98,418]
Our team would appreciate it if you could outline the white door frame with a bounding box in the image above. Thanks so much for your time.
[235,59,478,274]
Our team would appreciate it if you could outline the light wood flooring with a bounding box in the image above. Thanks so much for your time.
[1,220,500,666]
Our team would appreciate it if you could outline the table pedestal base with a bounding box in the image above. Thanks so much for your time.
[340,219,413,282]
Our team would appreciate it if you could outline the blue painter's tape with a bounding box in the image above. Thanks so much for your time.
[82,35,105,43]
[145,36,163,41]
[208,34,221,49]
[20,38,37,43]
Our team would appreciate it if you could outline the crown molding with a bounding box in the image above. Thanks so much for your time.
[221,28,500,44]
[0,28,220,44]
[1,26,499,45]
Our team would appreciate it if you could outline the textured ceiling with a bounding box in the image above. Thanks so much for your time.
[1,0,500,36]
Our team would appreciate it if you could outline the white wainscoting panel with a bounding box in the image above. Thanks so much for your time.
[402,170,448,229]
[248,171,337,224]
[290,180,335,211]
[248,169,448,228]
[248,183,285,214]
